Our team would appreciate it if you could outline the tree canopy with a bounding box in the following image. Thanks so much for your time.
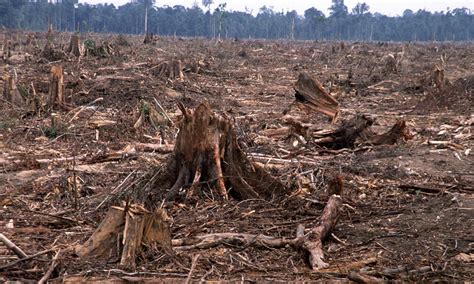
[0,0,472,41]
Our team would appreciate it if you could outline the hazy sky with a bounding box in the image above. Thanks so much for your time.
[78,0,473,16]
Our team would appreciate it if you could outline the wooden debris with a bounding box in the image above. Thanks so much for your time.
[172,194,343,271]
[0,233,28,259]
[48,65,65,108]
[302,194,343,270]
[150,60,184,80]
[288,72,340,121]
[370,119,412,145]
[38,249,61,284]
[348,271,384,283]
[314,115,374,149]
[134,100,170,130]
[76,205,172,270]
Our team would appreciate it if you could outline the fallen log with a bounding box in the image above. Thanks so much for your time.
[286,72,340,121]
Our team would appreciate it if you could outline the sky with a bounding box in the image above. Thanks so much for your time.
[78,0,473,17]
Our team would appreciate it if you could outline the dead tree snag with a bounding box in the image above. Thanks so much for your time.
[286,72,340,121]
[48,65,65,108]
[157,102,288,201]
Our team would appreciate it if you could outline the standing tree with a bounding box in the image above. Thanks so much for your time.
[202,0,214,37]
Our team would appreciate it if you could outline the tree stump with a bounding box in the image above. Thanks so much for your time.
[66,34,82,57]
[154,102,288,202]
[75,205,172,270]
[48,65,65,108]
[288,72,340,121]
[151,60,184,80]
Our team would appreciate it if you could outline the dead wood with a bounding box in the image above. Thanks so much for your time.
[2,73,23,107]
[150,60,184,80]
[287,72,340,121]
[313,115,374,149]
[0,233,28,259]
[157,102,288,202]
[66,34,82,57]
[75,205,172,270]
[347,271,384,283]
[370,120,412,145]
[302,194,343,270]
[48,65,65,107]
[172,194,343,271]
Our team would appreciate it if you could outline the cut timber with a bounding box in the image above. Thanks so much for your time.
[155,102,288,202]
[76,205,172,270]
[151,60,184,80]
[290,72,340,121]
[66,34,82,57]
[48,65,65,108]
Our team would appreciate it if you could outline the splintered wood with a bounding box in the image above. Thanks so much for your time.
[75,205,172,270]
[291,72,340,121]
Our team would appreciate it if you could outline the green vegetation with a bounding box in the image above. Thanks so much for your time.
[0,0,472,41]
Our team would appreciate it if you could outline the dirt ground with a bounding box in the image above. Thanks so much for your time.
[0,31,473,282]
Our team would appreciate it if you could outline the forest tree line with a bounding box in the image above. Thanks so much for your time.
[0,0,473,41]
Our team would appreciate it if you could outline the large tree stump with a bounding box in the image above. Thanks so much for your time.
[287,72,340,121]
[156,102,288,202]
